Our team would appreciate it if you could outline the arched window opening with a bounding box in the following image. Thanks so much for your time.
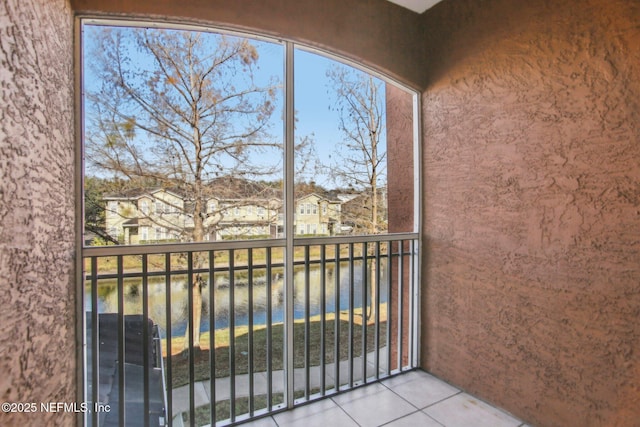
[81,19,419,427]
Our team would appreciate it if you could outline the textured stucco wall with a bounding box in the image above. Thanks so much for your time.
[421,0,640,426]
[387,84,415,234]
[0,1,76,425]
[71,0,426,90]
[386,84,416,369]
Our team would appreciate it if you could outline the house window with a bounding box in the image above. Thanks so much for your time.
[140,201,149,215]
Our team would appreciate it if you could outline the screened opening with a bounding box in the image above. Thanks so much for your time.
[81,19,419,427]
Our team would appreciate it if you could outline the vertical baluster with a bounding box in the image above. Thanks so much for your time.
[117,255,125,426]
[248,248,255,415]
[266,248,273,410]
[374,242,381,380]
[361,242,367,384]
[91,256,99,427]
[229,249,236,422]
[334,244,340,391]
[348,243,354,388]
[386,240,393,377]
[320,244,326,396]
[410,239,418,368]
[304,244,310,399]
[142,254,150,427]
[164,253,173,424]
[208,250,216,426]
[398,241,404,372]
[187,252,195,425]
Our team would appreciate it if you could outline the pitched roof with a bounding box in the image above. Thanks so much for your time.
[205,176,281,200]
[103,186,186,200]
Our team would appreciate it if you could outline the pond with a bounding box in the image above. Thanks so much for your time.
[86,260,388,339]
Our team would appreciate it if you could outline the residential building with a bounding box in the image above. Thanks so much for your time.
[204,176,282,240]
[207,197,281,240]
[103,177,360,245]
[294,192,342,236]
[102,181,282,243]
[102,184,353,242]
[103,188,188,244]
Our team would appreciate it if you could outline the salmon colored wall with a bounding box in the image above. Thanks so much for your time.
[71,0,426,90]
[420,0,640,426]
[0,1,76,426]
[387,84,415,234]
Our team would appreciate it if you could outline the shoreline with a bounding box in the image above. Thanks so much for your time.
[161,304,388,357]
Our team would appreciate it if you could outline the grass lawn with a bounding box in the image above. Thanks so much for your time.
[166,316,389,388]
[181,394,285,426]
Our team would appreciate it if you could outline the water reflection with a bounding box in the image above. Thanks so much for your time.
[86,261,387,338]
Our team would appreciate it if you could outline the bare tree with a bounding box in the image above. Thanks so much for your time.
[327,66,387,322]
[326,66,387,234]
[85,26,281,351]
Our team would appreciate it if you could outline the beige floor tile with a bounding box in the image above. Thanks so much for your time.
[382,370,460,409]
[333,383,417,427]
[273,398,358,427]
[424,393,522,427]
[384,410,444,427]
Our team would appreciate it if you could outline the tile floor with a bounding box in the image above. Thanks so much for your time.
[239,370,530,427]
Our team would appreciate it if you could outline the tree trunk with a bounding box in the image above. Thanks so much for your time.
[185,275,203,351]
[367,258,377,322]
[184,109,205,352]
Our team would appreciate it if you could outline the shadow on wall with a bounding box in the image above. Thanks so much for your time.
[422,0,596,89]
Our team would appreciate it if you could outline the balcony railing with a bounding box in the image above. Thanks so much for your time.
[84,233,419,426]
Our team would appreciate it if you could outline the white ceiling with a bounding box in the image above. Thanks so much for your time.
[386,0,443,14]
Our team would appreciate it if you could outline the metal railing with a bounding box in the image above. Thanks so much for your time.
[84,233,419,426]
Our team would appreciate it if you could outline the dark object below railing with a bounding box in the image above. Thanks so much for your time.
[87,313,167,426]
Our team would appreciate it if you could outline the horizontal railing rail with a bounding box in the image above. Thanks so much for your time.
[84,233,418,426]
[83,232,418,256]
